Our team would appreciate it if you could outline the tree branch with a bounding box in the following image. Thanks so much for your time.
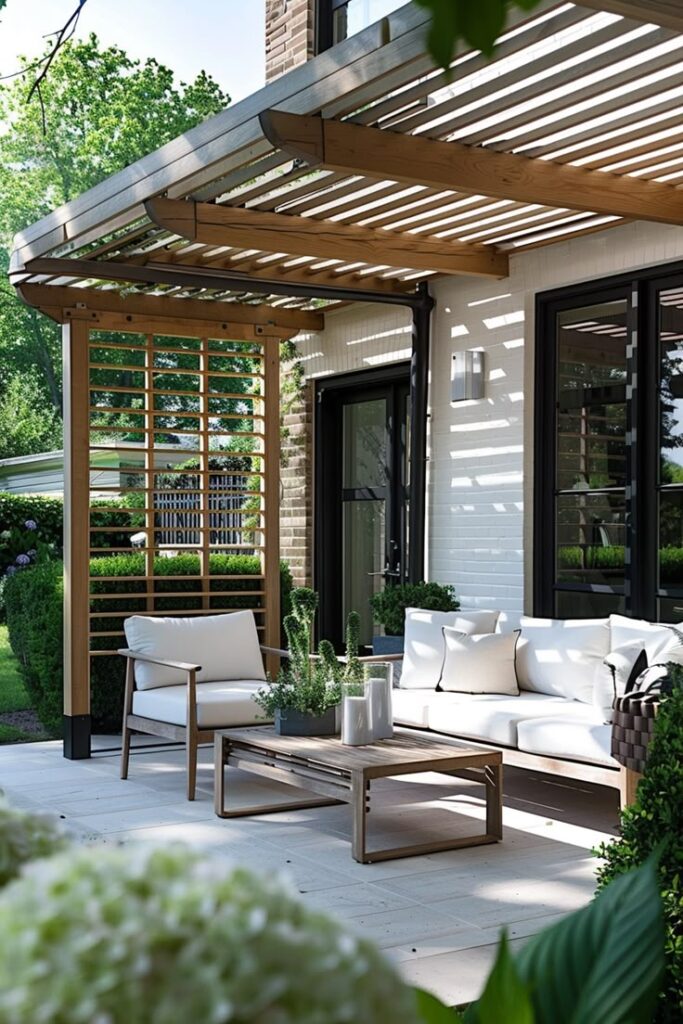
[25,0,88,105]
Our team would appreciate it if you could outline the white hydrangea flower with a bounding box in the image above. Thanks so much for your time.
[0,795,66,889]
[0,844,420,1024]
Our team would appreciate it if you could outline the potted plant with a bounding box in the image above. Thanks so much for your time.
[370,581,459,655]
[255,587,363,736]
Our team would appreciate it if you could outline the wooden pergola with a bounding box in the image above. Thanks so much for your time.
[10,0,683,757]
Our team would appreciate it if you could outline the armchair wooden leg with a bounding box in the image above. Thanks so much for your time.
[186,729,198,801]
[120,658,134,781]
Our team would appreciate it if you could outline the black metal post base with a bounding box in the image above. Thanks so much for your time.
[63,714,91,759]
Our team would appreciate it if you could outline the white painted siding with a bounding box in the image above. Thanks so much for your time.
[294,302,412,378]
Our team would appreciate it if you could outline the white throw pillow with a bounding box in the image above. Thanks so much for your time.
[594,640,647,723]
[515,617,610,703]
[399,607,500,690]
[439,628,520,695]
[124,610,265,689]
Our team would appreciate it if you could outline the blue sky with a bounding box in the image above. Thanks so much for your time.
[0,0,266,104]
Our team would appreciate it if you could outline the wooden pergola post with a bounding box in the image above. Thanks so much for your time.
[63,319,92,758]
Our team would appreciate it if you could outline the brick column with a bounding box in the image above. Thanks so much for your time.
[265,0,317,83]
[279,379,314,587]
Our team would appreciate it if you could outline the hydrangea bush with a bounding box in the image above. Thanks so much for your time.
[0,795,66,889]
[0,845,420,1024]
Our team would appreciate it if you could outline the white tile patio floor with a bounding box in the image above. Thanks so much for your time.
[0,735,620,1007]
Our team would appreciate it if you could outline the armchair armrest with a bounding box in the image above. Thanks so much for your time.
[118,648,201,673]
[358,653,404,663]
[260,644,291,659]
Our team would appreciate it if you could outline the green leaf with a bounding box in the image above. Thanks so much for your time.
[415,987,464,1023]
[515,857,665,1024]
[415,0,546,69]
[466,934,534,1024]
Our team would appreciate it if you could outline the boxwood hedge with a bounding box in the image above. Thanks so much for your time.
[5,554,293,736]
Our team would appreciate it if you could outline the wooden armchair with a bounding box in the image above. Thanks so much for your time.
[119,610,286,800]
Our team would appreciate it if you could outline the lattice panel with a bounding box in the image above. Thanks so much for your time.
[84,327,274,659]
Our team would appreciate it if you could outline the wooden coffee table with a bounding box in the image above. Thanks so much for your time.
[214,728,503,864]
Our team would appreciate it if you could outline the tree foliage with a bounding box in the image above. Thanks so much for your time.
[0,34,228,449]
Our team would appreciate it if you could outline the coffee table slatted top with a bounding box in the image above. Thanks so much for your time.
[220,727,502,777]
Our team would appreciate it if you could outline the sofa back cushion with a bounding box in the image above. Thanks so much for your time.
[609,614,683,661]
[439,628,520,695]
[515,617,610,703]
[124,610,265,690]
[399,607,500,689]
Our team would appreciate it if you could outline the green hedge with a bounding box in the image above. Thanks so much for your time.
[5,555,293,736]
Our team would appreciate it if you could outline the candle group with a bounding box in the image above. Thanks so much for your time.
[341,664,393,745]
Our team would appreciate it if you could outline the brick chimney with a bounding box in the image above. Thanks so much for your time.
[265,0,317,82]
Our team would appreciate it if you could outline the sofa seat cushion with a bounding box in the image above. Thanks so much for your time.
[400,607,500,689]
[515,617,610,704]
[425,692,577,748]
[125,610,265,689]
[517,715,616,767]
[392,689,433,728]
[132,679,267,729]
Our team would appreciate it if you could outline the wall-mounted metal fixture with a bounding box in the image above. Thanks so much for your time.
[451,350,485,402]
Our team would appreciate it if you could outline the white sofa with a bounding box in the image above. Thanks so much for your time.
[391,608,683,799]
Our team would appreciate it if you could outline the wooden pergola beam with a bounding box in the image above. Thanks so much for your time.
[126,244,420,296]
[578,1,683,32]
[19,280,324,333]
[260,110,683,227]
[145,197,509,279]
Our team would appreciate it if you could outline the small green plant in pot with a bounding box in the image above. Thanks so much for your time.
[255,587,362,736]
[370,581,459,654]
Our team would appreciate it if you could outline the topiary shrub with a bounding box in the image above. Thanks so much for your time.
[370,581,459,636]
[5,555,294,736]
[595,678,683,1023]
[0,845,418,1024]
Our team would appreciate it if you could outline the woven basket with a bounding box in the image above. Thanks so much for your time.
[611,691,660,773]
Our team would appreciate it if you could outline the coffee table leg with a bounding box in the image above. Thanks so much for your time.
[351,771,367,863]
[214,734,226,816]
[485,763,503,839]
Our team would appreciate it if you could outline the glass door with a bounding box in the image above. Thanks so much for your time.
[316,369,410,648]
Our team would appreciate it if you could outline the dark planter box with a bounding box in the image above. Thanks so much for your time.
[274,706,339,736]
[372,635,405,656]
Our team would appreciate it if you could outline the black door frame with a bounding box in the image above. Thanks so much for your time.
[534,258,683,620]
[315,362,411,644]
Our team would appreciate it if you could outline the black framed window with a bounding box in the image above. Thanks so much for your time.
[316,0,405,52]
[535,263,683,622]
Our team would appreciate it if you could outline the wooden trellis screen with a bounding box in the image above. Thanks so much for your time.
[62,313,282,736]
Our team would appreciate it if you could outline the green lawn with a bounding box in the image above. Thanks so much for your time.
[0,624,35,743]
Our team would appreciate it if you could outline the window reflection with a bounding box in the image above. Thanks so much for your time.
[332,0,405,44]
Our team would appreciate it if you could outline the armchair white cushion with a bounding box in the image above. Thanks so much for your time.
[132,680,267,729]
[124,610,266,689]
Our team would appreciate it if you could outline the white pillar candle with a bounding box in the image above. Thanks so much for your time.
[341,694,373,746]
[368,676,393,740]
